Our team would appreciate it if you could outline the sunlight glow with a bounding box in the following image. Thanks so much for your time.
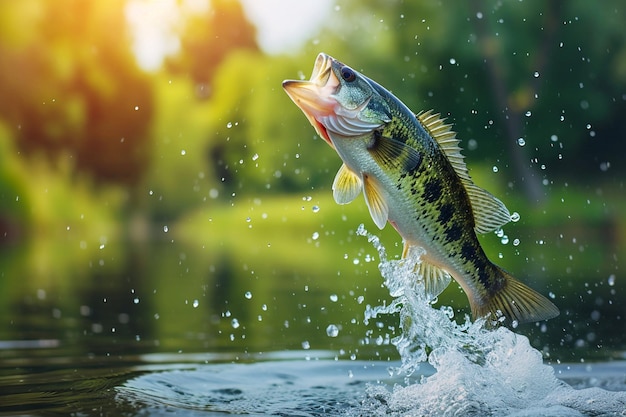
[126,0,334,70]
[240,0,334,54]
[125,0,182,71]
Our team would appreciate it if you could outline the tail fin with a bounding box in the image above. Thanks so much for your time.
[473,266,559,326]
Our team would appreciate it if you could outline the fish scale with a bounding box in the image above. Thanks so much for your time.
[283,52,559,326]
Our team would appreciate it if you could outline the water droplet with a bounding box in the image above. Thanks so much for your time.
[244,291,252,300]
[329,294,338,302]
[180,149,186,156]
[311,232,319,240]
[510,212,520,222]
[252,153,259,161]
[533,71,540,78]
[133,297,140,304]
[492,166,499,173]
[301,340,310,350]
[163,225,169,233]
[517,138,526,146]
[326,324,339,337]
[449,58,456,65]
[226,122,233,128]
[608,274,615,286]
[312,205,320,213]
[476,11,483,19]
[231,318,240,329]
[501,235,509,244]
[192,299,199,308]
[513,238,520,246]
[525,111,532,117]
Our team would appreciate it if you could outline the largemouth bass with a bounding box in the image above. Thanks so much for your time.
[282,53,558,326]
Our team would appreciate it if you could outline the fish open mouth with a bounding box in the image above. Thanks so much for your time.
[282,53,340,146]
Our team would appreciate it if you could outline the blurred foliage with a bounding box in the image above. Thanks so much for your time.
[0,0,153,185]
[164,0,258,90]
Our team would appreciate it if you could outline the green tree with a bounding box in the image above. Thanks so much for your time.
[0,0,153,184]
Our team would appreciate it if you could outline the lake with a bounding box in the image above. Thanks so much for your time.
[1,196,625,415]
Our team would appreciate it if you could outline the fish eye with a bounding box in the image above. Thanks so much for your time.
[340,66,356,82]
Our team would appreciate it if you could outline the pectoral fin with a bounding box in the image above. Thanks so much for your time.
[367,131,422,173]
[363,175,388,229]
[332,164,362,204]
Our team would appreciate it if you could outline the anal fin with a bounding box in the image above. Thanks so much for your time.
[416,262,452,299]
[402,242,452,299]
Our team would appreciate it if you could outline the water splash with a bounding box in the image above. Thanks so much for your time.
[352,225,626,416]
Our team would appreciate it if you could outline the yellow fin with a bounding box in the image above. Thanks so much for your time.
[367,131,422,173]
[402,242,451,299]
[363,175,388,229]
[417,110,511,233]
[472,266,560,326]
[332,164,362,204]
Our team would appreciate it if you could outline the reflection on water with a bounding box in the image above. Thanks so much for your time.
[0,214,625,415]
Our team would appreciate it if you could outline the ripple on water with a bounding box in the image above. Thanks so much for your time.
[118,358,412,416]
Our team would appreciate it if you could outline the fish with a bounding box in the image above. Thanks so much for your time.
[282,53,559,326]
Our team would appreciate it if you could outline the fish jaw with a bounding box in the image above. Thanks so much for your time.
[282,54,340,147]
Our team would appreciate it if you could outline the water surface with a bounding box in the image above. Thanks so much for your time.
[1,221,625,415]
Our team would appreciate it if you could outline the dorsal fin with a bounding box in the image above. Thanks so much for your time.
[417,110,512,233]
[417,110,469,181]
